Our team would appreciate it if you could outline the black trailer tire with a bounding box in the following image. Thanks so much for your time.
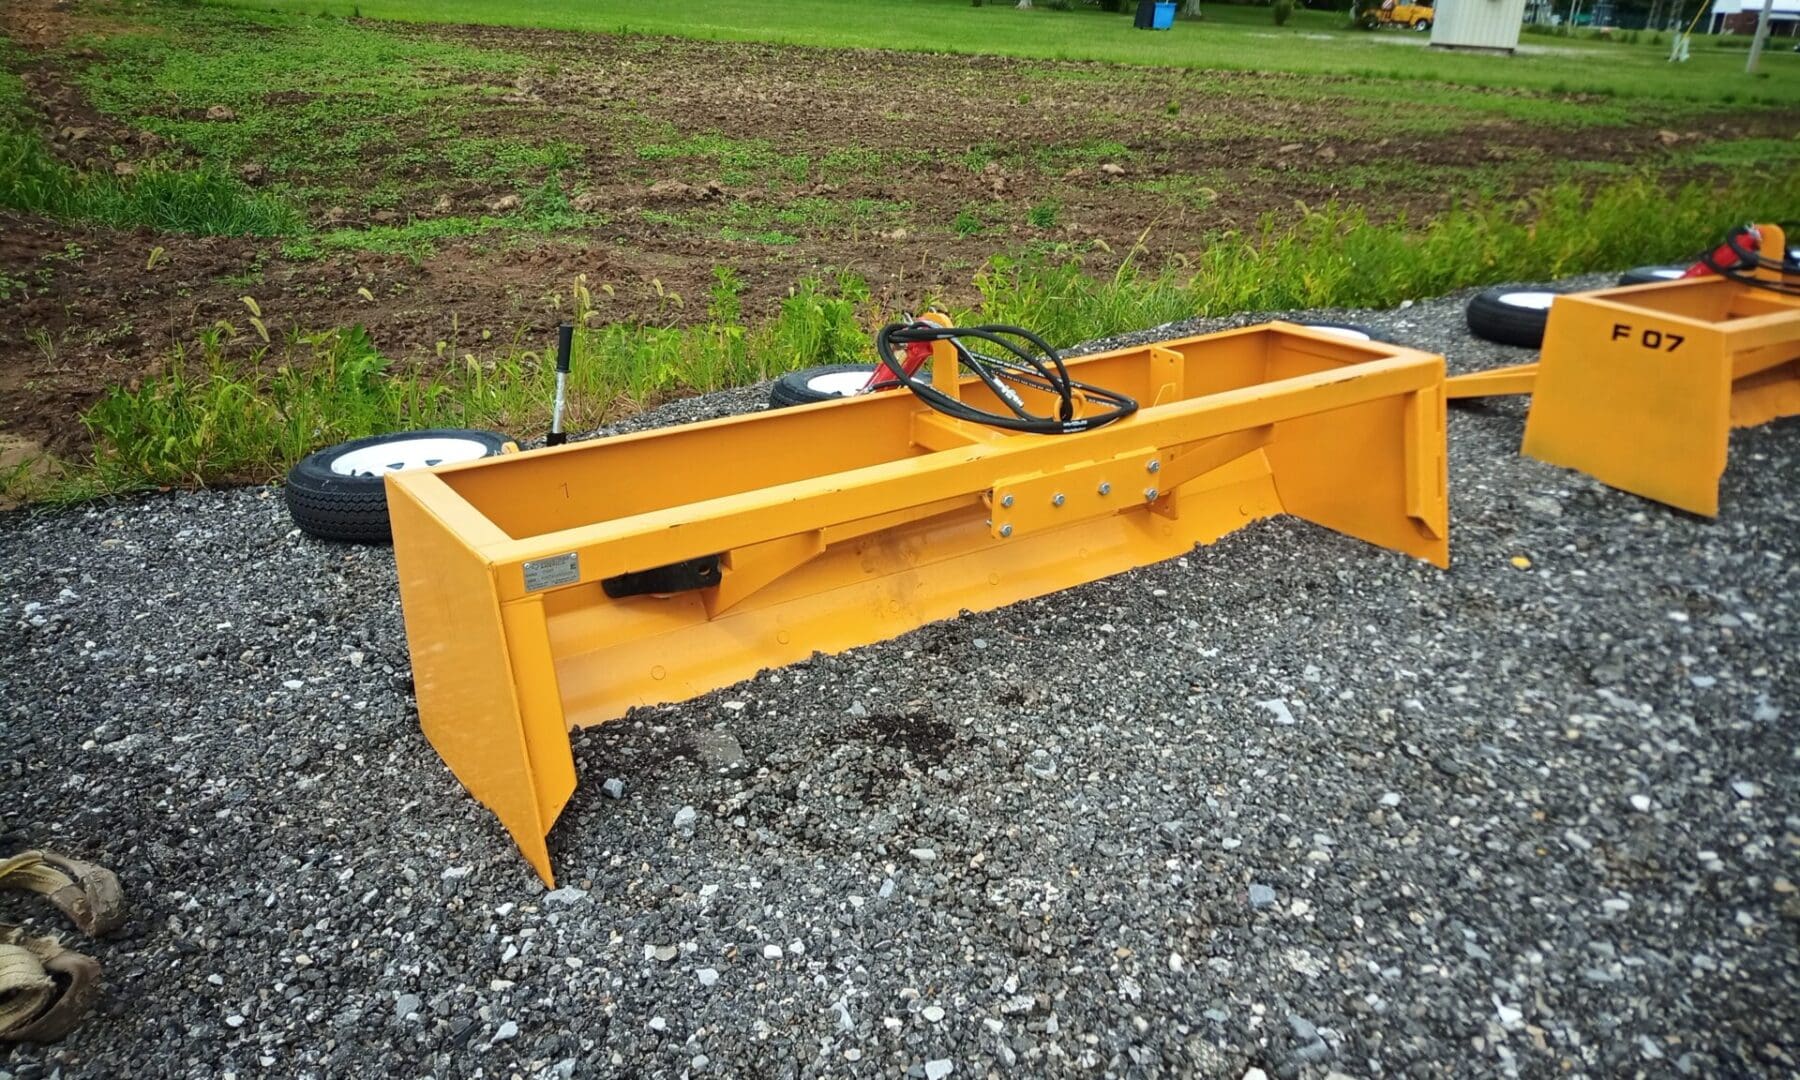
[1617,265,1688,286]
[768,365,881,409]
[285,428,511,543]
[1465,286,1564,349]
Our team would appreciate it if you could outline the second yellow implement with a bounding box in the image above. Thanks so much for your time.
[1447,224,1799,516]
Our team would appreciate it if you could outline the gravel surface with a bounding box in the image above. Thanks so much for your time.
[3,277,1796,1079]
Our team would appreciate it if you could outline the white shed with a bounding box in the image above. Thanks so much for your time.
[1429,0,1530,53]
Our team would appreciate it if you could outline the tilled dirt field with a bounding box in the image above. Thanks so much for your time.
[2,280,1796,1078]
[3,0,1798,460]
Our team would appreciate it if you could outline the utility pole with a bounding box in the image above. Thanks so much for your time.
[1746,0,1774,73]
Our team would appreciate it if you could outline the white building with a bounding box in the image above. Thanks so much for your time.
[1709,0,1800,36]
[1430,0,1531,53]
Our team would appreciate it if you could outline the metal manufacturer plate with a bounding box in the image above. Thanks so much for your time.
[522,552,580,592]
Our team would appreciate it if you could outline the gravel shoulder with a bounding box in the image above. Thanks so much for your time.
[2,278,1796,1079]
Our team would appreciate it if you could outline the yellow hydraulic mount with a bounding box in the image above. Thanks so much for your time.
[1448,223,1799,516]
[388,322,1449,884]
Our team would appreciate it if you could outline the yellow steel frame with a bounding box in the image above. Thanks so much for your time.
[388,323,1449,883]
[1445,224,1800,517]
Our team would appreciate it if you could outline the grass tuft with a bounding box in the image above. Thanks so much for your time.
[0,64,301,235]
[56,274,872,494]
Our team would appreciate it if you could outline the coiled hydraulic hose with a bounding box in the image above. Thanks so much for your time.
[873,321,1137,435]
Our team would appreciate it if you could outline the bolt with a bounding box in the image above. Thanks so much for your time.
[1052,493,1066,508]
[999,523,1014,538]
[1147,459,1162,474]
[1144,487,1159,503]
[1000,493,1015,509]
[1098,482,1112,496]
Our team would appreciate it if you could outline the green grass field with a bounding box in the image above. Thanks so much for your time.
[17,0,1787,258]
[216,0,1800,104]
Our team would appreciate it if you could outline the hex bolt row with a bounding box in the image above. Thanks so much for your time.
[996,472,1153,534]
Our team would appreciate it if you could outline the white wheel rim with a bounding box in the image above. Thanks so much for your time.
[330,436,492,478]
[1304,324,1372,342]
[1497,291,1558,311]
[805,370,874,397]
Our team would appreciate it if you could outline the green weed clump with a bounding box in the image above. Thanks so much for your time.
[976,168,1800,338]
[953,207,986,236]
[20,161,303,236]
[0,65,300,235]
[80,325,438,489]
[638,134,810,186]
[60,272,873,494]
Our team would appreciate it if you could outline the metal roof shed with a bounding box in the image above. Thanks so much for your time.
[1430,0,1530,53]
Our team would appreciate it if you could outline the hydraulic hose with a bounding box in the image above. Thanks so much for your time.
[1698,224,1800,297]
[873,321,1137,435]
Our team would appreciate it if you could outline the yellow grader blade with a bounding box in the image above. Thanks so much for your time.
[387,322,1450,884]
[1447,224,1800,517]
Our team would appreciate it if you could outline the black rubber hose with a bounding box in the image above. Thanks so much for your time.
[874,322,1137,435]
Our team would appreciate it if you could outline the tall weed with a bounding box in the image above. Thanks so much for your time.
[0,65,299,235]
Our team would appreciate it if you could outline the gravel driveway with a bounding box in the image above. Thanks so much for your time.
[3,279,1796,1079]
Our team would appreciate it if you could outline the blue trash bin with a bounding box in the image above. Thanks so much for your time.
[1153,1,1177,29]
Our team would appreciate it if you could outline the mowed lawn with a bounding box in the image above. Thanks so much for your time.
[217,0,1800,103]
